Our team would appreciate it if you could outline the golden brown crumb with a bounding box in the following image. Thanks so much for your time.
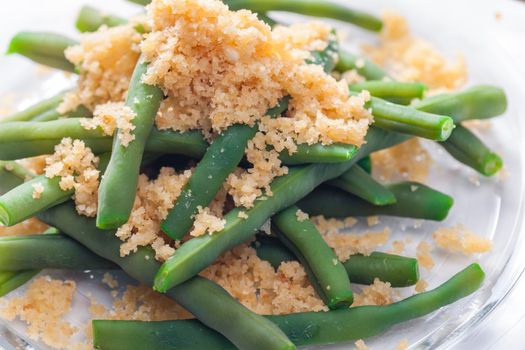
[389,240,405,255]
[190,206,226,237]
[415,279,428,293]
[0,277,85,350]
[372,138,432,183]
[353,278,396,306]
[116,167,192,261]
[416,241,435,270]
[0,217,48,236]
[17,156,47,175]
[60,25,142,112]
[44,138,100,217]
[296,209,309,222]
[201,244,327,315]
[237,211,249,219]
[81,102,137,147]
[433,224,492,255]
[355,339,369,350]
[367,216,379,226]
[31,182,44,199]
[396,339,409,350]
[363,11,467,90]
[102,273,119,289]
[495,11,502,21]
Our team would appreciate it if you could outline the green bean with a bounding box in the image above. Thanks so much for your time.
[335,50,387,80]
[0,162,32,194]
[7,32,77,72]
[256,13,277,27]
[349,81,426,102]
[154,127,410,292]
[279,143,358,165]
[0,235,117,271]
[93,263,484,349]
[32,104,92,122]
[365,95,455,141]
[96,58,164,229]
[161,124,258,240]
[253,235,419,287]
[357,156,372,173]
[0,153,110,226]
[76,5,127,33]
[298,182,453,221]
[0,270,40,297]
[1,92,65,123]
[327,165,396,205]
[441,124,503,176]
[413,85,507,123]
[224,0,383,32]
[38,202,294,350]
[273,206,353,309]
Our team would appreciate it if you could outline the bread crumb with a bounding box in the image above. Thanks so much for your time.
[81,102,137,147]
[389,240,405,255]
[355,339,368,350]
[495,11,502,21]
[353,278,396,307]
[367,216,379,226]
[102,273,119,289]
[44,138,100,217]
[31,182,44,199]
[363,11,467,91]
[190,206,226,237]
[0,217,48,236]
[416,241,435,270]
[396,339,409,350]
[372,138,432,183]
[17,156,47,175]
[296,209,309,222]
[433,224,492,255]
[238,211,249,219]
[415,279,428,293]
[0,277,85,350]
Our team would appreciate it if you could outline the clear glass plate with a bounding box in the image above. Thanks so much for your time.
[0,0,524,349]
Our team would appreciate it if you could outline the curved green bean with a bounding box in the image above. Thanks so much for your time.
[96,58,164,229]
[224,0,383,32]
[7,32,77,72]
[0,235,117,271]
[298,182,453,221]
[413,85,507,123]
[328,165,396,205]
[273,206,353,309]
[154,127,410,292]
[441,124,503,176]
[38,201,294,350]
[349,81,426,102]
[76,5,127,33]
[2,92,65,123]
[93,263,483,349]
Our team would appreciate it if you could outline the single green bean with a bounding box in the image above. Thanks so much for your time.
[1,92,65,123]
[224,0,383,32]
[0,235,117,271]
[298,181,453,221]
[349,81,426,101]
[154,127,410,292]
[31,104,92,122]
[365,95,455,141]
[38,201,294,350]
[273,206,353,309]
[93,263,484,349]
[96,58,164,229]
[441,124,503,176]
[76,5,127,33]
[279,143,358,165]
[335,50,387,80]
[0,153,110,226]
[413,85,507,123]
[253,235,419,287]
[0,161,33,193]
[7,32,77,72]
[328,165,396,205]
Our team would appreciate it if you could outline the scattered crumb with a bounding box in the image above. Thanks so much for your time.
[296,209,309,222]
[389,240,405,255]
[416,241,435,270]
[353,278,396,307]
[363,11,467,91]
[396,339,409,350]
[372,138,432,183]
[31,182,44,199]
[367,216,379,226]
[190,206,226,237]
[0,218,48,236]
[237,211,249,219]
[433,224,492,255]
[495,11,502,21]
[81,102,137,146]
[17,156,47,175]
[340,69,365,84]
[468,175,481,187]
[355,339,369,350]
[101,273,119,289]
[415,279,428,293]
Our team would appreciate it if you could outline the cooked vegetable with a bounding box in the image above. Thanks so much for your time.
[76,5,127,33]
